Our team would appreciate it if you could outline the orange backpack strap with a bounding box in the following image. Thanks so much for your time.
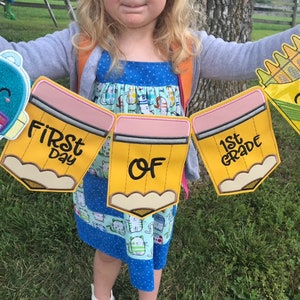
[177,56,193,115]
[173,38,194,115]
[77,39,95,92]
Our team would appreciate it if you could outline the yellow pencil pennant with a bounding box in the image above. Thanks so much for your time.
[190,87,281,196]
[256,34,300,134]
[107,114,191,219]
[0,77,115,192]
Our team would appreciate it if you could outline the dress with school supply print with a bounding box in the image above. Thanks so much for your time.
[73,51,182,291]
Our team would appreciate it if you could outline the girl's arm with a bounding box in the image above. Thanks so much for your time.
[0,22,80,81]
[195,25,300,81]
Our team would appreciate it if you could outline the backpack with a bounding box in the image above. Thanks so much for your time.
[77,44,194,198]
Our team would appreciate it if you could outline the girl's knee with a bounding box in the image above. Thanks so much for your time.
[95,250,120,264]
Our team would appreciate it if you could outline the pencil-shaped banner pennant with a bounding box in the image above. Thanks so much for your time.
[0,77,115,192]
[256,34,300,134]
[190,87,280,196]
[107,114,191,219]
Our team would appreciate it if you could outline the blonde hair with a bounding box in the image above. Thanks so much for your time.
[74,0,201,73]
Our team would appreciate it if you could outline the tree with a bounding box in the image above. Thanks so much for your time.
[188,0,255,114]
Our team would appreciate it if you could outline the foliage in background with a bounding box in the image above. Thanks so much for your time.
[0,4,299,300]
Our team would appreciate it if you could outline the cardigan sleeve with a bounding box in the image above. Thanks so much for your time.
[195,25,300,81]
[0,22,79,82]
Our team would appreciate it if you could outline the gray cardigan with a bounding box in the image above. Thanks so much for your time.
[1,22,299,180]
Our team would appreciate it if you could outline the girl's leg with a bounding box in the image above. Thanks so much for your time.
[93,250,122,300]
[138,269,162,300]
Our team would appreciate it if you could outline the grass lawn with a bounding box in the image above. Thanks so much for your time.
[0,5,300,300]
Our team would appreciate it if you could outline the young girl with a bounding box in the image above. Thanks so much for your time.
[1,1,299,299]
